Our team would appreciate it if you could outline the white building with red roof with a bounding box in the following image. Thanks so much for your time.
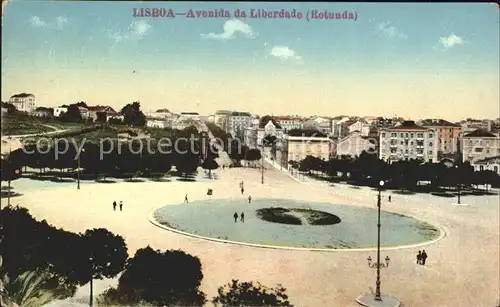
[379,120,438,163]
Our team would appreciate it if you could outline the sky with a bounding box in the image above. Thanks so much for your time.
[1,1,499,120]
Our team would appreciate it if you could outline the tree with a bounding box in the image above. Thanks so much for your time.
[121,101,146,126]
[0,101,17,114]
[212,280,293,307]
[0,269,66,307]
[175,153,199,178]
[245,149,261,167]
[100,246,206,306]
[1,158,22,207]
[61,104,83,123]
[262,135,277,147]
[202,158,218,178]
[82,228,128,306]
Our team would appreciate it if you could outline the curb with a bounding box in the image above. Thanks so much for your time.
[147,206,447,253]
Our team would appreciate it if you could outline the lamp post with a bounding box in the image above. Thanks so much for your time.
[89,256,94,307]
[356,180,400,307]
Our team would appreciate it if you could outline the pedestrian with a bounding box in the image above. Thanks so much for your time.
[421,250,428,265]
[113,201,116,211]
[388,195,392,202]
[184,194,188,203]
[416,251,422,264]
[233,212,238,223]
[241,187,244,195]
[241,212,245,222]
[119,201,123,211]
[248,195,252,203]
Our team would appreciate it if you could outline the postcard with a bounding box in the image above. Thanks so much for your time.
[1,1,499,307]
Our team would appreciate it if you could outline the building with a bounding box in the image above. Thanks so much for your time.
[276,130,332,166]
[31,107,54,118]
[336,130,379,158]
[461,129,500,163]
[78,106,90,119]
[331,117,351,138]
[214,110,232,131]
[461,119,492,133]
[144,109,177,119]
[227,112,252,139]
[86,106,119,122]
[54,105,68,117]
[418,119,462,160]
[146,118,171,129]
[275,116,304,133]
[379,120,438,163]
[472,156,500,175]
[303,116,332,135]
[244,116,284,148]
[347,120,371,136]
[9,93,36,113]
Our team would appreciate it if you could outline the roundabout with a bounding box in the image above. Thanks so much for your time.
[152,198,442,250]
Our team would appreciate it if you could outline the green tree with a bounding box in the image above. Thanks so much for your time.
[61,104,83,123]
[82,228,128,306]
[99,246,206,306]
[121,101,146,126]
[202,158,219,178]
[212,280,293,307]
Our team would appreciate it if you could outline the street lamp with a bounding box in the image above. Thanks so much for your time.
[89,256,94,307]
[356,180,400,307]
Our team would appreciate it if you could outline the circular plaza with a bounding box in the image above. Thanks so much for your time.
[152,198,442,250]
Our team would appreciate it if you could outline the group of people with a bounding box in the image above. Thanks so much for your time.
[112,201,123,211]
[233,212,244,222]
[416,250,428,265]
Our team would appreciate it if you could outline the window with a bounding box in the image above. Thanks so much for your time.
[474,148,483,152]
[411,133,414,138]
[429,142,433,146]
[381,133,386,137]
[494,166,498,173]
[429,134,434,138]
[400,133,403,137]
[480,166,484,171]
[400,140,404,145]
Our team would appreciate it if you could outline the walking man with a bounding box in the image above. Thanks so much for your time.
[233,212,238,223]
[421,250,428,265]
[241,187,244,195]
[388,195,392,202]
[416,251,422,264]
[248,195,252,203]
[113,201,117,211]
[240,212,245,222]
[119,201,123,211]
[184,194,188,203]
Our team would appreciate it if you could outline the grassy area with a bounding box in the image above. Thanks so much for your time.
[1,116,55,135]
[293,208,341,225]
[1,113,87,135]
[256,207,303,225]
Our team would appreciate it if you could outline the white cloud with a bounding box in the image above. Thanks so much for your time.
[55,16,68,30]
[377,21,407,39]
[439,34,464,49]
[202,19,257,40]
[108,20,152,43]
[30,16,46,28]
[269,46,303,64]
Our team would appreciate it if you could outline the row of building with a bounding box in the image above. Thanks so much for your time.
[207,112,500,175]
